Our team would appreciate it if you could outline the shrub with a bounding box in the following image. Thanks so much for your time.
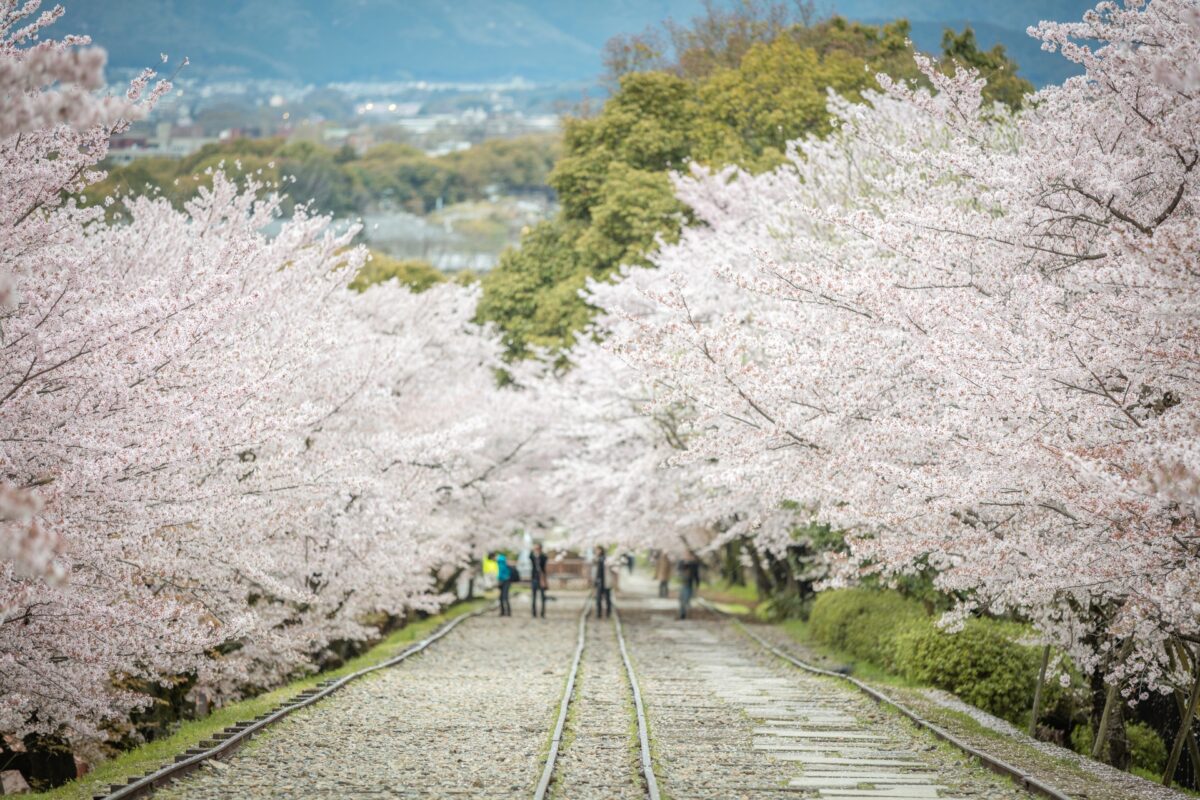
[1071,723,1094,755]
[1072,721,1166,775]
[1126,722,1167,775]
[807,589,925,671]
[807,588,1060,727]
[892,617,1040,724]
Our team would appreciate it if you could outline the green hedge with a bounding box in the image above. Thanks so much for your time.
[807,588,1051,725]
[1126,722,1167,774]
[807,588,926,672]
[893,618,1040,723]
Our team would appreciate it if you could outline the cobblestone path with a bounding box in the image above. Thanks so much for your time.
[154,592,587,800]
[619,576,1032,800]
[549,612,641,800]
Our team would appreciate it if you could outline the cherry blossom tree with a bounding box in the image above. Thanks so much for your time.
[2,1,529,746]
[1,1,171,592]
[592,0,1200,705]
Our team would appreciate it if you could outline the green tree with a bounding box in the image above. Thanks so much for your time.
[941,27,1034,109]
[481,11,940,357]
[349,251,447,293]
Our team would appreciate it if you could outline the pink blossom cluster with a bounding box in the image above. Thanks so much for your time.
[1,4,540,747]
[588,0,1200,696]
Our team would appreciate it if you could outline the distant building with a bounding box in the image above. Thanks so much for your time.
[107,122,219,163]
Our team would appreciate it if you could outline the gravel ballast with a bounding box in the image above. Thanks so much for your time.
[153,592,587,800]
[548,612,642,800]
[144,577,1091,800]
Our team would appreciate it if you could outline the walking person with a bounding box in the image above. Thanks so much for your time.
[496,552,513,617]
[655,550,672,598]
[678,549,702,620]
[529,543,548,618]
[593,546,612,619]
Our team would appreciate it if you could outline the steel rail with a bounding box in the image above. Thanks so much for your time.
[612,607,662,800]
[533,599,591,800]
[97,601,496,800]
[700,600,1074,800]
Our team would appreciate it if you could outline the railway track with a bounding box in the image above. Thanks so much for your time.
[88,585,1053,800]
[94,602,495,800]
[100,591,657,800]
[535,600,660,800]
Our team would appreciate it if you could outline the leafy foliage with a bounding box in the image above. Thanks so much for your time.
[1125,722,1168,776]
[350,251,447,293]
[807,588,926,672]
[940,27,1034,110]
[893,619,1043,724]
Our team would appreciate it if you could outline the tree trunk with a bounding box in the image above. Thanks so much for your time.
[1092,640,1134,763]
[745,542,774,598]
[437,566,463,596]
[1173,687,1200,785]
[720,540,744,585]
[783,548,800,595]
[1109,701,1130,770]
[1029,644,1051,737]
[1164,653,1200,787]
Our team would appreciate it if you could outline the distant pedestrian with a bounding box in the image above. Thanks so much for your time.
[496,552,513,617]
[593,546,612,618]
[624,552,635,575]
[678,550,702,620]
[530,543,548,618]
[655,551,672,598]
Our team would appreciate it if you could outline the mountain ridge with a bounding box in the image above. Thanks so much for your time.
[64,0,1097,86]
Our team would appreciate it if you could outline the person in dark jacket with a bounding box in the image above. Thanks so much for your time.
[496,553,512,617]
[529,543,548,618]
[678,550,702,619]
[593,545,612,618]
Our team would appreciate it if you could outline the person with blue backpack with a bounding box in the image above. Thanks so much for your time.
[496,552,515,616]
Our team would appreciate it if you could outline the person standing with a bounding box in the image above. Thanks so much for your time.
[593,546,612,619]
[678,550,702,620]
[655,551,672,598]
[529,543,548,618]
[496,552,513,617]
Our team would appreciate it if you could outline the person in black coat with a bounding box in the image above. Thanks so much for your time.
[593,545,612,618]
[529,543,548,618]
